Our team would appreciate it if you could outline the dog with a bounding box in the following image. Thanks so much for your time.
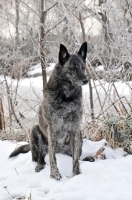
[9,42,88,180]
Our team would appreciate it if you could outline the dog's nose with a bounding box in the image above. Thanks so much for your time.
[82,78,88,84]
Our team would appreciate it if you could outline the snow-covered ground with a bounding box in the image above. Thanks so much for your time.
[1,139,132,200]
[28,63,55,77]
[1,64,132,199]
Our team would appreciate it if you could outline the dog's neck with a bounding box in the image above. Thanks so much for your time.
[46,69,82,101]
[59,80,81,100]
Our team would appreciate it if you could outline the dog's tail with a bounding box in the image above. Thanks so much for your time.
[9,144,30,158]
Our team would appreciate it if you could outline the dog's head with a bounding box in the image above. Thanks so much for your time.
[58,42,88,86]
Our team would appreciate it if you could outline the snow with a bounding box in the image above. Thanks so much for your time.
[28,63,55,76]
[28,63,42,75]
[94,65,124,73]
[1,63,132,199]
[95,65,104,71]
[1,139,132,200]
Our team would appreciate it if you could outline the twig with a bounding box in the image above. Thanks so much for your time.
[87,63,120,115]
[4,76,24,131]
[86,68,95,121]
[4,76,12,127]
[112,82,127,114]
[20,0,39,17]
[95,97,124,120]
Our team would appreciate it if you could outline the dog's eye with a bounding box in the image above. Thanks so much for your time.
[74,65,78,70]
[82,65,85,70]
[69,65,77,71]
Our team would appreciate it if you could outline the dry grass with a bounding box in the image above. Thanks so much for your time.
[86,112,132,151]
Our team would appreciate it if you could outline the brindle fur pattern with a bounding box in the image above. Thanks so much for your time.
[10,42,88,180]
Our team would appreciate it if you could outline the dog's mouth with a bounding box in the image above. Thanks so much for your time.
[77,80,88,86]
[82,78,88,85]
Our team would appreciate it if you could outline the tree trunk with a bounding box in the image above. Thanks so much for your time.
[78,12,94,121]
[99,0,113,55]
[15,0,19,50]
[0,98,5,130]
[40,0,47,94]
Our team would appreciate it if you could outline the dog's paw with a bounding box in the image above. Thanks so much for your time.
[50,170,61,180]
[73,169,80,176]
[35,164,44,172]
[73,161,80,176]
[73,171,80,176]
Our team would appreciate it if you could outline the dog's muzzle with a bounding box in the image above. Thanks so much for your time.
[82,78,88,85]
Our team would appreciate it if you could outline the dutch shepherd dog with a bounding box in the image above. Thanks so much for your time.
[9,42,88,180]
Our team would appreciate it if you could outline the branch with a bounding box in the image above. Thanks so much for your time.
[125,0,132,18]
[46,0,85,34]
[4,76,25,131]
[20,0,39,17]
[45,17,66,35]
[44,2,58,14]
[95,97,124,120]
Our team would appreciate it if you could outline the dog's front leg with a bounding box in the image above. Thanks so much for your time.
[48,126,61,180]
[72,130,82,176]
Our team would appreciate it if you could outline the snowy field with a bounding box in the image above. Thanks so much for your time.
[1,63,132,125]
[1,139,132,200]
[1,64,132,199]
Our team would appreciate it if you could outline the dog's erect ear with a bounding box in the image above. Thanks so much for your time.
[59,44,70,65]
[78,42,87,61]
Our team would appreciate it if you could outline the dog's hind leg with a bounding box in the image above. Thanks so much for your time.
[31,125,48,172]
[30,126,39,162]
[35,151,45,172]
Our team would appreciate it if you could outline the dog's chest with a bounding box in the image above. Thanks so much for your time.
[53,100,82,122]
[52,100,82,145]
